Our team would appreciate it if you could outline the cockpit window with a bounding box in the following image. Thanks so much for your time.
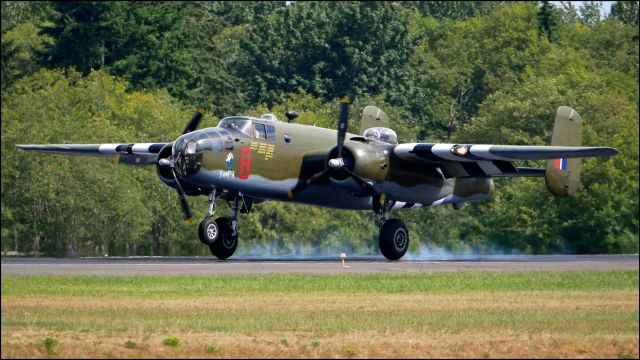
[266,125,276,140]
[253,123,267,139]
[218,117,253,138]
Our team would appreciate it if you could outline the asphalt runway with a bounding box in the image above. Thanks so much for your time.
[1,254,637,276]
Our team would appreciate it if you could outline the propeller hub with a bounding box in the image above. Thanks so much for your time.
[328,158,345,169]
[158,158,173,168]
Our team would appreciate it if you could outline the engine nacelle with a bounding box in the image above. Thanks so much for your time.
[452,177,495,206]
[155,143,201,195]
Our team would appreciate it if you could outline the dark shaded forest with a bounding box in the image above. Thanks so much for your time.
[2,1,638,257]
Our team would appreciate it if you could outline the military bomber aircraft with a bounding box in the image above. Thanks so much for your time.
[17,99,618,260]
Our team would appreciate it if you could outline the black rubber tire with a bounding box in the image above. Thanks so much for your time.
[209,217,238,260]
[198,218,219,246]
[379,219,409,261]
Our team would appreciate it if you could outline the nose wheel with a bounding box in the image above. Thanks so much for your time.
[198,218,219,245]
[197,188,239,260]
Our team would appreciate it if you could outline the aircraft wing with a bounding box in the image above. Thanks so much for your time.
[393,143,618,178]
[15,143,168,165]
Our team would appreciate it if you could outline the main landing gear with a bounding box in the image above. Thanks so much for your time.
[196,188,409,261]
[198,188,238,260]
[376,198,409,261]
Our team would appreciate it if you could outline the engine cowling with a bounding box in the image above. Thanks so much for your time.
[155,142,201,195]
[327,141,388,195]
[156,143,175,187]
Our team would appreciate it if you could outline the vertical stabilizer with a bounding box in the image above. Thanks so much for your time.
[545,106,583,196]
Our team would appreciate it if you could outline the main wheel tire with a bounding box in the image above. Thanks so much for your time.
[379,219,409,260]
[198,218,219,246]
[209,217,238,260]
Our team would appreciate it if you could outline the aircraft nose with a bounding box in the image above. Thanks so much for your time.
[173,136,202,177]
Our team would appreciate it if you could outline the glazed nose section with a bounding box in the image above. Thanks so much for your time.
[172,128,231,177]
[173,136,202,177]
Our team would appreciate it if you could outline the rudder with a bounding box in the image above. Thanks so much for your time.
[545,106,583,196]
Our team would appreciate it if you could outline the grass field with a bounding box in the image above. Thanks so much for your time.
[1,271,638,358]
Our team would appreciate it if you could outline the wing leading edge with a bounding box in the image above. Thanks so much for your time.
[16,143,167,165]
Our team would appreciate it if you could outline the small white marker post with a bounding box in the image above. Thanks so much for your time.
[340,253,349,268]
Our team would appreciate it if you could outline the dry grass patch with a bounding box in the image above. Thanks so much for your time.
[2,290,638,313]
[1,329,638,358]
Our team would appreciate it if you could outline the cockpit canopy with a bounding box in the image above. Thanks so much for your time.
[362,127,398,144]
[217,116,277,140]
[218,116,255,138]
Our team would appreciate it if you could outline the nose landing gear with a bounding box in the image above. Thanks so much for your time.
[197,188,239,260]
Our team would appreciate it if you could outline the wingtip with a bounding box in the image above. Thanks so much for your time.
[15,145,38,151]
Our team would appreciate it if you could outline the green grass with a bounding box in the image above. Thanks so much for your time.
[2,271,638,358]
[2,271,637,335]
[162,336,180,347]
[3,308,637,335]
[43,336,58,355]
[2,271,638,298]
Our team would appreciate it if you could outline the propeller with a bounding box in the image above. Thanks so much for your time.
[336,97,348,157]
[158,158,192,220]
[287,166,331,199]
[288,97,380,201]
[157,107,207,220]
[182,107,205,135]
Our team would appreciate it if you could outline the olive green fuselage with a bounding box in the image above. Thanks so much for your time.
[181,119,493,210]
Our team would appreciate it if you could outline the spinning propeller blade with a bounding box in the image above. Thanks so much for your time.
[336,97,349,158]
[182,107,205,135]
[288,167,331,199]
[170,167,193,220]
[160,108,206,219]
[288,97,380,201]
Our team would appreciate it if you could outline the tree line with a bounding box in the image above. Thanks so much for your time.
[1,1,638,256]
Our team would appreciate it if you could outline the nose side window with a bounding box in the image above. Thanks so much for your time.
[212,138,222,152]
[218,129,234,150]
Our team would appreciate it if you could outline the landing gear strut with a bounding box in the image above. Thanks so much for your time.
[377,197,409,261]
[198,188,238,260]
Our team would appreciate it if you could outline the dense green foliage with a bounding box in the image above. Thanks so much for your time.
[2,1,638,256]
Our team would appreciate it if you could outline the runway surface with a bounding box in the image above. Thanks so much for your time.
[1,254,637,276]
